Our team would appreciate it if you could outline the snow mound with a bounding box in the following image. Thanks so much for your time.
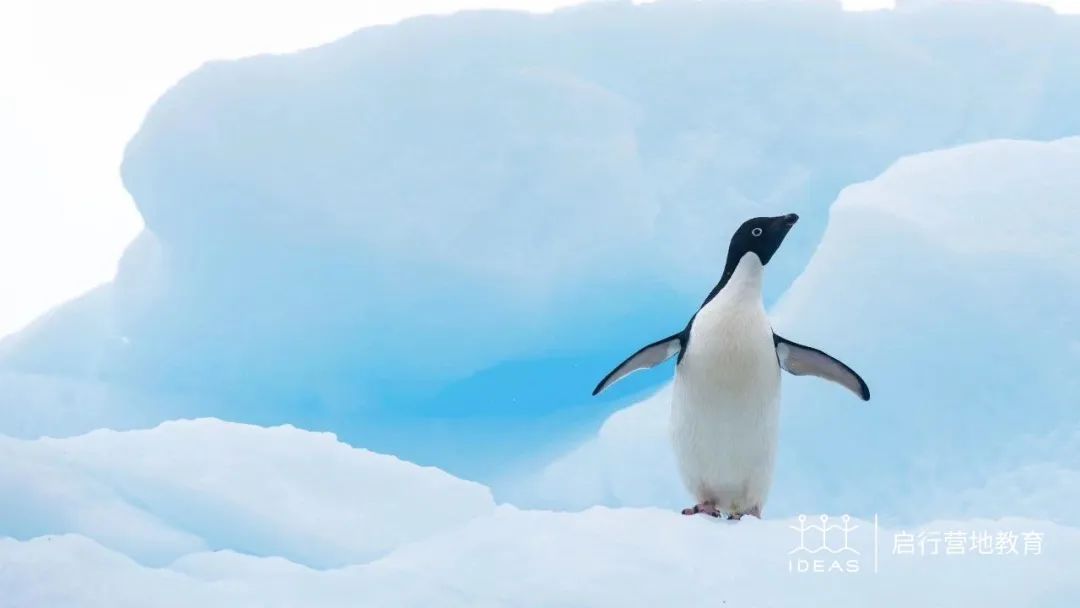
[0,409,1077,605]
[3,513,1078,607]
[504,387,683,509]
[0,419,494,567]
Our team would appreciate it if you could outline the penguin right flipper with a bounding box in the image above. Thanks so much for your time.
[773,334,870,401]
[592,333,683,396]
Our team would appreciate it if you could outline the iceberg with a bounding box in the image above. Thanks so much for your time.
[4,1,1080,481]
[769,136,1080,524]
[514,136,1080,526]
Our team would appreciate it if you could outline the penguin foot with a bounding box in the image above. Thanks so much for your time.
[728,506,762,521]
[681,502,720,517]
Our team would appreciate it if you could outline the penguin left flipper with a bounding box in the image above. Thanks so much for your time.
[592,332,684,396]
[773,334,870,401]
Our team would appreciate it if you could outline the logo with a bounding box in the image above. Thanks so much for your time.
[788,514,876,574]
[786,514,1044,575]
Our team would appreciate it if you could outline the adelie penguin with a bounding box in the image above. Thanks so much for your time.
[592,213,869,520]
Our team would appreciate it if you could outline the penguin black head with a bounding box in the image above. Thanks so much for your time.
[727,213,799,267]
[698,214,799,309]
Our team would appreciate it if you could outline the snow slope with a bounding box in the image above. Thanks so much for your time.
[1,419,1077,607]
[5,516,1079,607]
[0,419,493,568]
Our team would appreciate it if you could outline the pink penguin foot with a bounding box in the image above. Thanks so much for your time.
[681,502,721,517]
[728,506,762,521]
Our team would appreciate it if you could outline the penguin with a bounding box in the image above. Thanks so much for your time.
[592,213,869,519]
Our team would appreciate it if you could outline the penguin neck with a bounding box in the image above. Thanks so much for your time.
[700,252,764,311]
[722,252,765,300]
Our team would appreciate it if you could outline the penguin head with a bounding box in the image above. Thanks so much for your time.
[698,213,800,308]
[727,213,799,266]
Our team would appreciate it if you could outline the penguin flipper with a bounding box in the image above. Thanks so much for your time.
[592,333,683,396]
[773,334,870,401]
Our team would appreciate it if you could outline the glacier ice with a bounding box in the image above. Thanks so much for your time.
[768,136,1080,524]
[513,136,1080,526]
[4,0,1080,481]
[504,387,683,510]
[3,2,1080,604]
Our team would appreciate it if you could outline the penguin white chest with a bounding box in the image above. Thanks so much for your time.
[669,255,781,514]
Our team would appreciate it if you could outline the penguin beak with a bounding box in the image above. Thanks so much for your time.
[782,213,799,227]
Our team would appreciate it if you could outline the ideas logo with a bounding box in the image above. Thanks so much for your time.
[787,514,1045,575]
[788,514,877,574]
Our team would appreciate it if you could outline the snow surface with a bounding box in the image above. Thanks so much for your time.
[0,419,493,568]
[5,517,1080,607]
[509,136,1080,526]
[5,1,1080,482]
[2,418,1078,607]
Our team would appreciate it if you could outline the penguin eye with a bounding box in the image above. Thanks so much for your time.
[751,227,763,237]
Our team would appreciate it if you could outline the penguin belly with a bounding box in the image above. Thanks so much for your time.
[669,299,780,515]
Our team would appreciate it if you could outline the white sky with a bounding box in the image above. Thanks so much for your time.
[0,0,1075,339]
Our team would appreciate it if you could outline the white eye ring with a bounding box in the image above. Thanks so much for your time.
[751,227,763,237]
